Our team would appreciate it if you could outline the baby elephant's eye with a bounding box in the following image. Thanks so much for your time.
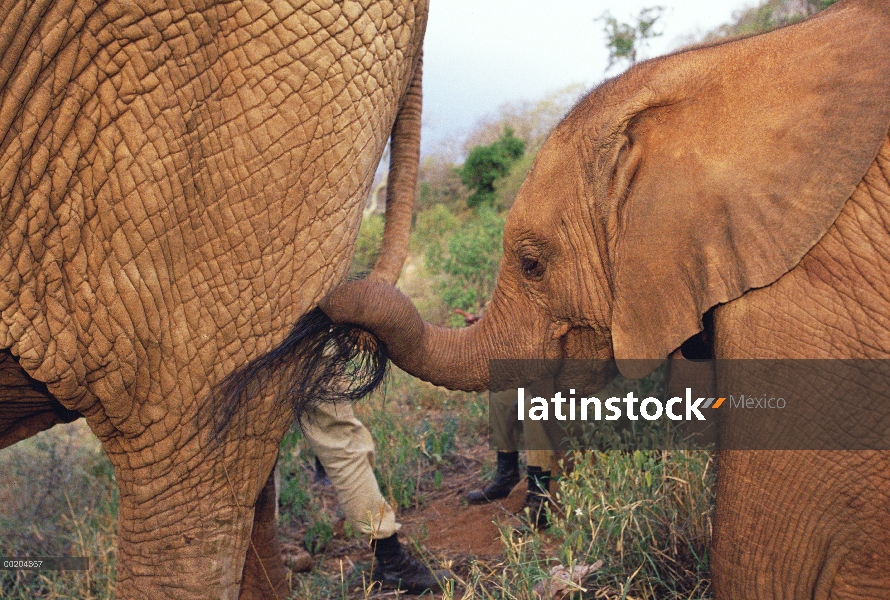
[520,257,545,279]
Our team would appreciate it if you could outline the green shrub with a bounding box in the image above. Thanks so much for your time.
[493,151,537,210]
[304,514,334,554]
[425,206,505,318]
[411,204,461,257]
[458,129,525,209]
[350,212,385,276]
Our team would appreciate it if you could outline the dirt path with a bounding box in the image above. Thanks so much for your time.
[281,443,558,596]
[397,461,530,559]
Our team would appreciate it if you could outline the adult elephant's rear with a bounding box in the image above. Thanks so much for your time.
[0,1,427,598]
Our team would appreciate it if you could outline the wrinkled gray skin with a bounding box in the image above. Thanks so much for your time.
[0,0,426,598]
[321,1,890,597]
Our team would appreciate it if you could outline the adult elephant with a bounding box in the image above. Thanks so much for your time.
[321,1,890,597]
[0,0,426,598]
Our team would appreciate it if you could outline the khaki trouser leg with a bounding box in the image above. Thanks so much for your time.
[526,449,555,472]
[524,378,556,472]
[489,389,521,452]
[491,384,558,472]
[302,402,399,539]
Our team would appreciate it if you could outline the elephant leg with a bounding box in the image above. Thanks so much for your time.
[114,485,251,599]
[109,433,281,600]
[239,458,290,600]
[0,350,81,449]
[713,450,890,599]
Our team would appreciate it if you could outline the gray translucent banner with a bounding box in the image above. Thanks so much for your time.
[488,359,890,451]
[0,557,90,571]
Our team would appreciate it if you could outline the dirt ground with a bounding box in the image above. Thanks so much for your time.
[282,442,563,597]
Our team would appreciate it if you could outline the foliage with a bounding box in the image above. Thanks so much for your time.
[705,0,840,40]
[303,515,334,555]
[493,152,536,210]
[549,450,714,599]
[425,205,505,318]
[597,6,666,69]
[0,392,715,600]
[415,153,468,213]
[411,203,461,257]
[0,423,118,599]
[462,85,586,155]
[458,129,525,209]
[429,448,714,600]
[365,369,486,508]
[454,530,551,599]
[361,391,461,509]
[278,427,315,521]
[350,212,384,276]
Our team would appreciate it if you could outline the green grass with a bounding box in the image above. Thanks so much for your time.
[550,450,713,599]
[354,367,485,511]
[448,529,552,600]
[0,421,118,599]
[427,452,713,600]
[286,367,714,599]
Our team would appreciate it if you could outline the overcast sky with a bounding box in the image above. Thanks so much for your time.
[420,0,756,154]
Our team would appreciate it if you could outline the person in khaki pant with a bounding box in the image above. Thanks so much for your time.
[467,385,557,530]
[303,402,448,594]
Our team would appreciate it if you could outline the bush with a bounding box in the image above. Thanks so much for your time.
[350,213,385,276]
[493,151,537,210]
[705,0,841,40]
[411,204,461,257]
[416,157,469,213]
[458,129,525,209]
[425,206,505,319]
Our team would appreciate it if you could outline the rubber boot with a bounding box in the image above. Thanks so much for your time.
[371,533,450,594]
[524,466,552,530]
[467,451,520,504]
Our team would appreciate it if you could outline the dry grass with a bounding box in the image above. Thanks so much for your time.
[0,420,117,599]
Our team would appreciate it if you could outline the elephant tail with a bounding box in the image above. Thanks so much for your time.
[206,307,388,443]
[368,51,422,285]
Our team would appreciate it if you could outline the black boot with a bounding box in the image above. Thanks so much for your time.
[467,451,520,504]
[524,466,552,530]
[371,534,450,594]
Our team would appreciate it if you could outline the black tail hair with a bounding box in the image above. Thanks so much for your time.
[207,307,388,442]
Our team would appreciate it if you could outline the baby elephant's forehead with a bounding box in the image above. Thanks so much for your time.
[513,144,584,214]
[505,182,573,248]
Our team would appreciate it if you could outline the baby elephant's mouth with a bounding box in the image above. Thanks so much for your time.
[556,324,611,361]
[537,324,619,392]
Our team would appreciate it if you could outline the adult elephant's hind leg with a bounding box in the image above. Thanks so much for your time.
[110,427,283,600]
[240,458,290,600]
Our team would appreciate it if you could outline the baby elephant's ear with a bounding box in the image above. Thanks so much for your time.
[606,1,890,377]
